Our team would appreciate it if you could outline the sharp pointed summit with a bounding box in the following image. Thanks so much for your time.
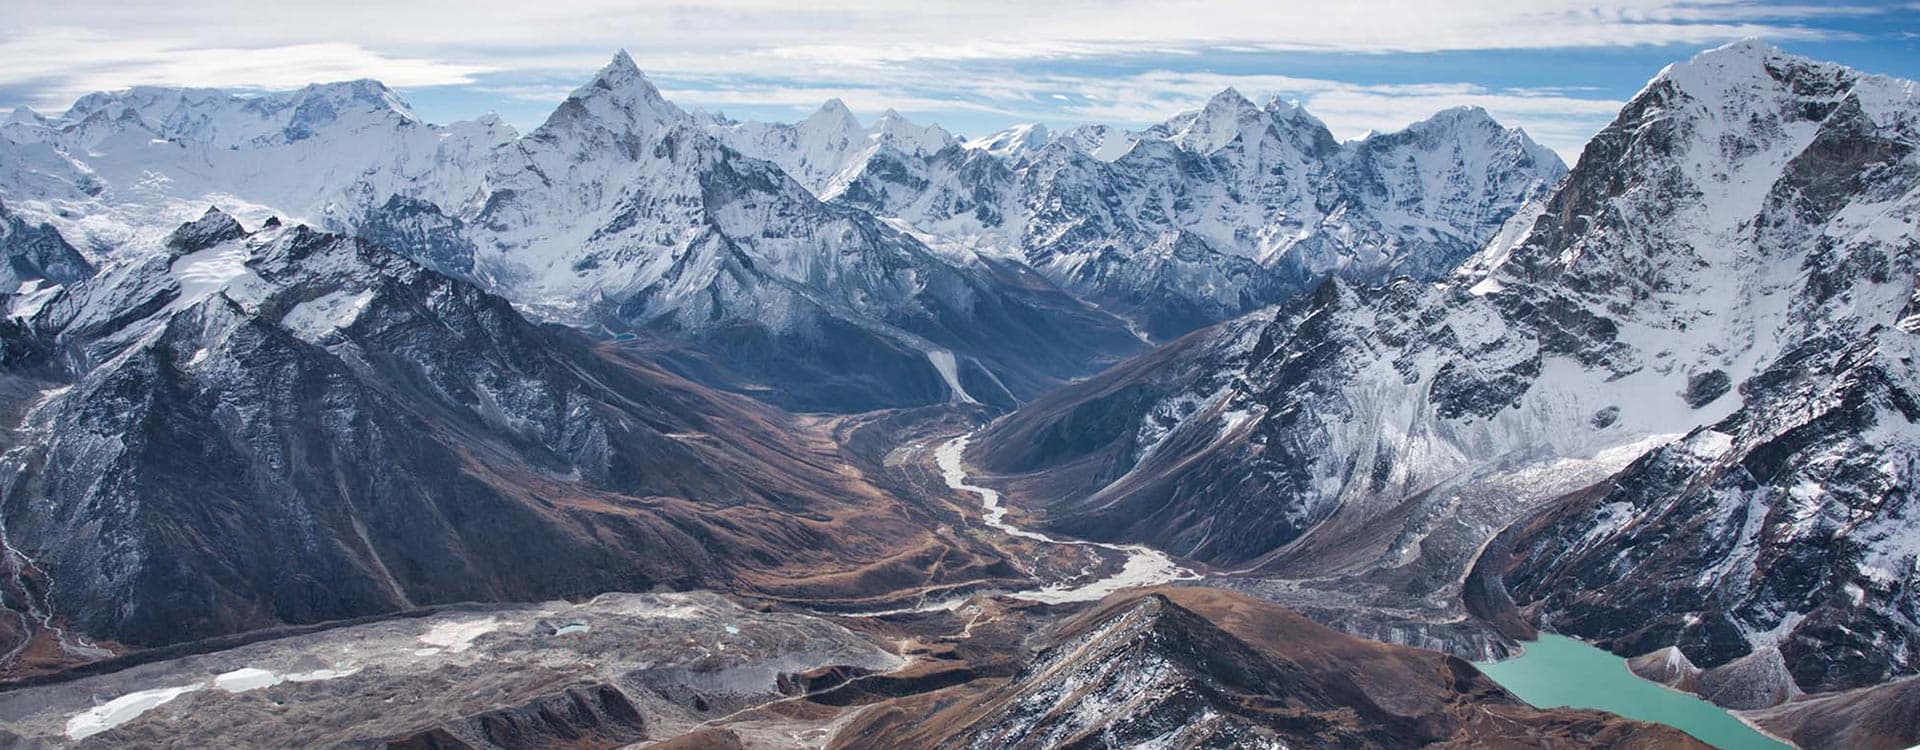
[870,107,955,155]
[1165,86,1268,153]
[1207,86,1255,108]
[585,49,662,98]
[5,106,44,125]
[805,97,863,132]
[164,205,248,254]
[536,49,683,140]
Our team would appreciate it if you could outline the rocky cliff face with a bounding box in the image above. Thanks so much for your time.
[376,682,649,750]
[1499,328,1919,697]
[0,199,94,293]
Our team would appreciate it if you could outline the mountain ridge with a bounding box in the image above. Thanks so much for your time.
[968,40,1920,707]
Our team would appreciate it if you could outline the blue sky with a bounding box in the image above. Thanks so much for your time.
[5,1,1917,160]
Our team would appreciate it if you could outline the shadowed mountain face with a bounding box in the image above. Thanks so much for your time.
[0,199,94,292]
[0,214,1017,664]
[832,587,1705,750]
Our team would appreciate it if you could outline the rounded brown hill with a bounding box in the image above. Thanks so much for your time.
[834,586,1708,749]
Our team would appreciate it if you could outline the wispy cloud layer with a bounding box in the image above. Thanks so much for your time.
[0,31,491,109]
[1,0,1908,160]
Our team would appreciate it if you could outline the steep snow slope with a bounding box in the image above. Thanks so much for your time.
[964,123,1051,160]
[706,101,958,200]
[703,99,870,194]
[1488,42,1920,698]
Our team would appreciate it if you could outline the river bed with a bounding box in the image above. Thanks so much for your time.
[920,434,1196,608]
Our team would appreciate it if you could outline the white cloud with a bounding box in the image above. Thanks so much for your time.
[0,30,489,109]
[0,0,1889,158]
[1,0,1871,83]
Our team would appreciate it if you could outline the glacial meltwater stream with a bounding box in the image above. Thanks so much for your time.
[921,434,1196,608]
[1476,635,1793,750]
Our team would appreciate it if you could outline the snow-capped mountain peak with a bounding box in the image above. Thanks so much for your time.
[8,78,422,152]
[699,98,869,195]
[1483,38,1916,298]
[2,47,1559,417]
[1659,37,1788,86]
[965,122,1052,159]
[6,107,46,126]
[804,98,863,134]
[974,43,1920,707]
[1382,105,1560,174]
[1413,104,1497,129]
[288,79,419,121]
[1262,96,1329,133]
[1057,123,1140,161]
[535,50,683,139]
[1204,86,1255,109]
[870,108,956,154]
[1163,87,1261,152]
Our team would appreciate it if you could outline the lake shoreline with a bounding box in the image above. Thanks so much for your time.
[1476,633,1796,750]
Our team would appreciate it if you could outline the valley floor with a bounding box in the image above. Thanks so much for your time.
[0,405,1867,749]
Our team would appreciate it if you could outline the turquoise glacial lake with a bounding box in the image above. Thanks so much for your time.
[1475,634,1794,750]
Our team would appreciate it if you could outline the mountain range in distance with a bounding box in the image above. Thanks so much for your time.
[0,38,1915,750]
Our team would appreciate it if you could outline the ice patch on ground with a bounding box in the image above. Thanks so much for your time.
[213,668,279,693]
[9,280,64,319]
[926,349,977,404]
[1687,430,1735,460]
[169,241,266,310]
[418,617,500,653]
[65,684,200,739]
[280,288,375,341]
